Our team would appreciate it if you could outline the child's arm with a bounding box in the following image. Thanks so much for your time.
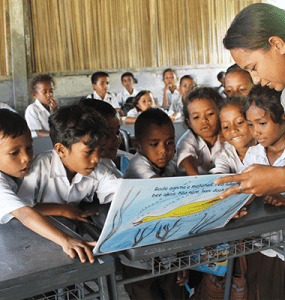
[123,116,137,123]
[11,206,96,263]
[180,155,199,176]
[35,130,50,137]
[33,203,98,224]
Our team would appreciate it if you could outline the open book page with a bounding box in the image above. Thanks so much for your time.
[93,174,251,255]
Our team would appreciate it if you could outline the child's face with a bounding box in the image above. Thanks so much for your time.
[137,123,175,168]
[122,76,134,90]
[224,71,253,98]
[246,102,285,148]
[179,78,195,100]
[220,104,253,150]
[163,71,177,85]
[137,93,155,112]
[58,136,105,179]
[92,76,109,98]
[230,46,285,91]
[187,98,220,140]
[103,115,121,160]
[0,130,33,178]
[33,81,54,108]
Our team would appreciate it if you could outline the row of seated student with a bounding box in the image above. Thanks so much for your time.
[2,65,285,298]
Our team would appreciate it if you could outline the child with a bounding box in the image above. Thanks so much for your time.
[177,87,224,175]
[168,75,196,121]
[217,71,226,98]
[209,96,255,174]
[79,98,122,178]
[124,90,155,124]
[0,109,96,263]
[25,74,57,138]
[18,104,118,220]
[241,85,285,299]
[157,68,180,106]
[87,71,123,114]
[224,64,253,98]
[116,72,139,107]
[123,108,194,300]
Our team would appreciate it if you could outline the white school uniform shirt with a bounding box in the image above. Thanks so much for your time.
[123,152,178,179]
[157,88,180,106]
[100,157,122,178]
[176,130,225,175]
[117,87,139,106]
[242,143,285,260]
[0,172,30,224]
[209,142,243,174]
[168,94,183,120]
[86,91,120,109]
[17,150,119,206]
[0,102,16,112]
[25,99,50,138]
[126,107,141,118]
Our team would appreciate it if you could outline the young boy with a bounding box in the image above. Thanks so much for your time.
[87,71,122,113]
[18,104,118,225]
[0,109,96,263]
[168,75,196,121]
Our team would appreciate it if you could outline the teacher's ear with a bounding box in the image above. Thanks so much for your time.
[268,36,285,54]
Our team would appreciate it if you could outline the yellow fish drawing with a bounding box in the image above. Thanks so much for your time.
[133,196,221,226]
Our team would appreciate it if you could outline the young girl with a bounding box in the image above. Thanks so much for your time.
[209,96,255,174]
[176,87,224,175]
[157,68,179,106]
[241,84,285,299]
[124,90,155,124]
[25,74,57,138]
[116,72,139,107]
[79,98,122,178]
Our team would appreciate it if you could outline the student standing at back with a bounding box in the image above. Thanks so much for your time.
[25,74,57,138]
[177,87,224,175]
[157,68,180,106]
[116,72,139,107]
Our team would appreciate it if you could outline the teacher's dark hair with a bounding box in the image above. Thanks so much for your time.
[223,3,285,51]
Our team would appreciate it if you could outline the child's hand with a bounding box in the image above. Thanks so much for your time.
[264,194,285,206]
[61,206,99,224]
[49,98,58,112]
[231,207,247,219]
[176,270,189,286]
[61,236,97,263]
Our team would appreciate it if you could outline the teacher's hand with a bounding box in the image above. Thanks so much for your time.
[214,164,285,199]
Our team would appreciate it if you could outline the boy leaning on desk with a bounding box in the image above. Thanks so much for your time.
[0,106,119,263]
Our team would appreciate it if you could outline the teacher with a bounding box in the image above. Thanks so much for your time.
[215,3,285,198]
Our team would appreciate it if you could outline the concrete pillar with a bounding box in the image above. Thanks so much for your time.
[9,0,28,109]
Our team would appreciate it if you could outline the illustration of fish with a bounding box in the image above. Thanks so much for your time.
[133,196,222,226]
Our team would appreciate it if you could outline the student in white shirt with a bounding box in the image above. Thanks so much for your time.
[116,72,139,107]
[177,87,225,175]
[157,68,180,106]
[18,104,118,216]
[25,74,57,138]
[0,109,96,263]
[79,98,123,178]
[87,71,124,115]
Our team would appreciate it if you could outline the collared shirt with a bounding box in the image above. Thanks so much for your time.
[17,150,119,206]
[209,142,243,174]
[25,99,50,138]
[86,91,120,109]
[176,130,225,174]
[157,88,180,106]
[168,94,183,120]
[126,107,141,118]
[123,152,178,179]
[117,87,139,106]
[0,172,28,224]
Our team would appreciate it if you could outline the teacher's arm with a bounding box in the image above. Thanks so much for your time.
[214,164,285,199]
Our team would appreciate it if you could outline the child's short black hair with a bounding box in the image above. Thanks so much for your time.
[219,96,246,116]
[30,74,54,94]
[49,104,109,149]
[79,98,117,119]
[121,72,138,84]
[135,108,174,141]
[183,87,222,126]
[0,109,29,139]
[91,71,109,85]
[180,75,194,85]
[132,90,153,112]
[243,85,283,124]
[217,71,225,81]
[163,68,177,79]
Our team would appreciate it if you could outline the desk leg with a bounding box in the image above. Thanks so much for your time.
[224,258,234,300]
